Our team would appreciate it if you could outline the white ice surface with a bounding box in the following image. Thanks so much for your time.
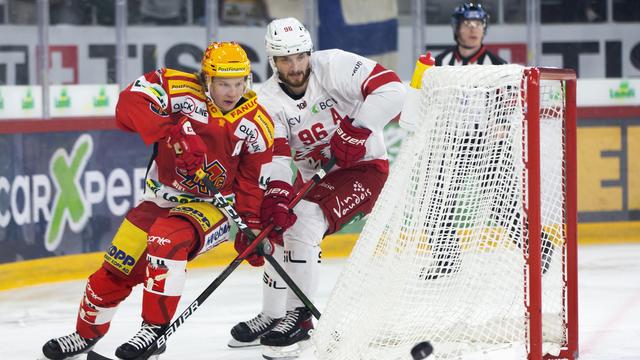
[1,244,639,360]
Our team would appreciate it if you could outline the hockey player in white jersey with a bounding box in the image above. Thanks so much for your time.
[227,17,406,358]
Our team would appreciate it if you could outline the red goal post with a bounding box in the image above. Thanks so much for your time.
[526,67,578,360]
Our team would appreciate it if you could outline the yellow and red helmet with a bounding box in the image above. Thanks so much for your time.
[201,41,251,78]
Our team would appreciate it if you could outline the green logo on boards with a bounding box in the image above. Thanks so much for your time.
[0,89,4,110]
[46,135,93,251]
[22,88,34,110]
[93,87,109,107]
[609,81,636,99]
[55,88,71,108]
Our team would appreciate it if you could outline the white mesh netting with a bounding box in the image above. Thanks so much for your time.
[313,65,568,360]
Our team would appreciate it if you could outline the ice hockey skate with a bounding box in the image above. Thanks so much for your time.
[228,312,282,348]
[114,321,167,360]
[42,332,102,359]
[260,307,314,359]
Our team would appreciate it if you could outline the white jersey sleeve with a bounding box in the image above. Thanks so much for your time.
[256,85,295,184]
[311,49,406,133]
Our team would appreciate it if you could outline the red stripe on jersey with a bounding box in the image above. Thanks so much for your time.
[360,64,401,99]
[273,138,291,157]
[468,45,486,64]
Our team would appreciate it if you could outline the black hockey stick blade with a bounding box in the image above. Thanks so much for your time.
[87,350,162,360]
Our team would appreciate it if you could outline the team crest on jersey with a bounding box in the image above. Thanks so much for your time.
[179,159,227,195]
[294,143,331,169]
[149,102,169,117]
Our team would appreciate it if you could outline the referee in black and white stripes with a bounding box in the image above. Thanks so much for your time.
[434,2,507,66]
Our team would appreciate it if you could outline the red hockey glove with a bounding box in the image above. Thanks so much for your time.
[330,119,372,167]
[233,218,267,267]
[166,117,206,176]
[260,180,297,246]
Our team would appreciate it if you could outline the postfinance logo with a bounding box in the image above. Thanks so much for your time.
[46,134,93,250]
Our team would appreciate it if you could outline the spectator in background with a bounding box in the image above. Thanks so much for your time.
[50,0,92,25]
[139,0,184,25]
[8,0,36,24]
[193,0,269,26]
[221,0,268,25]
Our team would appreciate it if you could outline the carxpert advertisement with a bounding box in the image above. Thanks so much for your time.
[0,122,410,265]
[0,130,149,264]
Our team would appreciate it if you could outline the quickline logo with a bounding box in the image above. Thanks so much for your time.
[46,134,93,251]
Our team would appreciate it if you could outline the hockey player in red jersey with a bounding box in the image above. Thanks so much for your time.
[227,18,406,358]
[41,42,274,360]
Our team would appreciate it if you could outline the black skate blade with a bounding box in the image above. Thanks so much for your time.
[37,354,88,360]
[87,350,159,360]
[87,351,114,360]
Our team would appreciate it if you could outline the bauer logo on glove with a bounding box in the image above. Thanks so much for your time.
[329,119,371,168]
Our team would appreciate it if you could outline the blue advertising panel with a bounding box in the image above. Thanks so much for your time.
[0,128,149,264]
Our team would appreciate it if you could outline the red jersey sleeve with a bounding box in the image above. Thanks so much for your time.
[115,69,174,145]
[232,105,275,224]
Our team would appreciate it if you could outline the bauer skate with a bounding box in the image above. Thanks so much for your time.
[261,307,314,359]
[228,312,282,348]
[114,321,167,360]
[42,332,102,360]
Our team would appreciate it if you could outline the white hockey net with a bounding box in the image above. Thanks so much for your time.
[313,65,569,359]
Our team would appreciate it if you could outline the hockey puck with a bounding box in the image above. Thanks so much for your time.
[411,341,433,359]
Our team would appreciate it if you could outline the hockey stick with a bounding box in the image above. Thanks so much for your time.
[88,157,335,360]
[200,159,332,321]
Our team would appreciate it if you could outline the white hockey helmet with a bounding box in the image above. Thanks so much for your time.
[265,17,313,71]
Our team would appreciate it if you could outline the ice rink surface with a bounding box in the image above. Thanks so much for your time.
[1,243,639,360]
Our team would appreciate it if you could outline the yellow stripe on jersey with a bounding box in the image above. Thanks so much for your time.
[169,201,225,234]
[254,109,274,146]
[163,68,197,79]
[167,79,205,99]
[206,90,263,125]
[224,91,258,123]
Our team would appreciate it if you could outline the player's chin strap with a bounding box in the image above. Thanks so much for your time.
[88,157,335,360]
